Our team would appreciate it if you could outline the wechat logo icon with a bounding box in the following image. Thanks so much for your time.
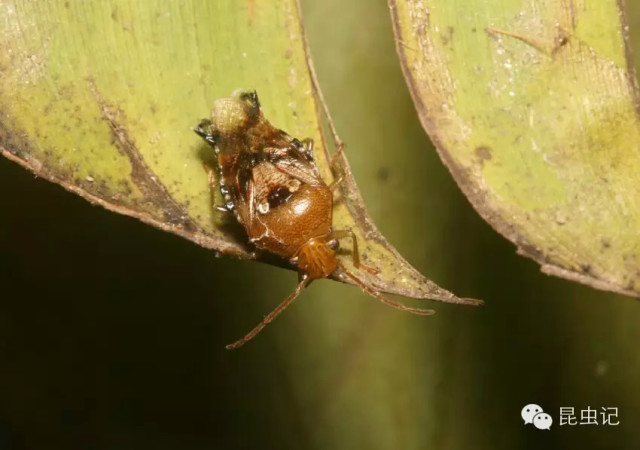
[521,404,553,430]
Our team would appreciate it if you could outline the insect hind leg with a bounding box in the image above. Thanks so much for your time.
[329,229,379,275]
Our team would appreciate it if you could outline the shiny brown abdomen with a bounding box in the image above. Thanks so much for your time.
[247,183,333,260]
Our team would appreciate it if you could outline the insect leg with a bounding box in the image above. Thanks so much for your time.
[300,138,314,160]
[297,18,348,177]
[226,274,311,349]
[328,175,344,192]
[328,229,378,275]
[329,141,345,172]
[247,173,257,223]
[194,119,217,147]
[201,161,229,213]
[337,266,434,316]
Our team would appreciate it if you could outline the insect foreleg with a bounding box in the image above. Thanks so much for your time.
[194,119,217,146]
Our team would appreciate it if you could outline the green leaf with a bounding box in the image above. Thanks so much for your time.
[0,0,479,304]
[390,0,640,297]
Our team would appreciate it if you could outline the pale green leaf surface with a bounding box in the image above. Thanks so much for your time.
[0,0,477,303]
[391,0,640,297]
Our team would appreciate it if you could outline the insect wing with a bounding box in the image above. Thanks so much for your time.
[267,144,323,187]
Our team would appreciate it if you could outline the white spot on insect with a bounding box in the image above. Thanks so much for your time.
[257,202,269,214]
[292,197,310,216]
[85,176,94,182]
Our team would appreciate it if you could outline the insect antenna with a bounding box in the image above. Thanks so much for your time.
[338,265,435,316]
[226,275,312,350]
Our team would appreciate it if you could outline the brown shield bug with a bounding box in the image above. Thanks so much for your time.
[195,90,433,349]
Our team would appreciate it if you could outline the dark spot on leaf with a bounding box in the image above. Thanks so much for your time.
[441,26,454,45]
[475,146,492,163]
[517,242,544,261]
[601,238,611,249]
[581,263,591,274]
[553,29,570,52]
[377,166,391,182]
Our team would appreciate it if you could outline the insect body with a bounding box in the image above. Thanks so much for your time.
[195,90,433,349]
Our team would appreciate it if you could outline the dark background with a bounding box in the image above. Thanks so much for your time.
[1,1,639,449]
